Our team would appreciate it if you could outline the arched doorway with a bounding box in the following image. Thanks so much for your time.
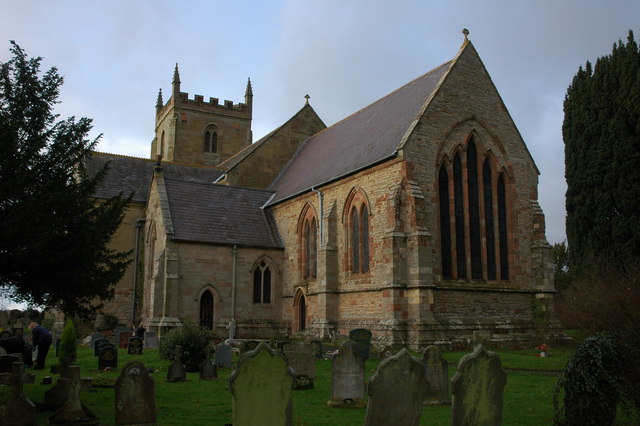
[293,289,306,333]
[200,290,214,330]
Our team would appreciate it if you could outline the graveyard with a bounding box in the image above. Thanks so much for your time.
[0,332,581,425]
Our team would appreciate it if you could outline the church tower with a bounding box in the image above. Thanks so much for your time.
[151,64,253,166]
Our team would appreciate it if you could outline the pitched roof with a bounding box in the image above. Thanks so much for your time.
[268,60,453,204]
[87,152,224,203]
[161,178,283,249]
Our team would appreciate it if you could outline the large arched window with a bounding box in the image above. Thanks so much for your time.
[346,189,370,274]
[203,125,218,153]
[297,204,318,280]
[438,137,510,281]
[252,261,271,304]
[199,290,214,329]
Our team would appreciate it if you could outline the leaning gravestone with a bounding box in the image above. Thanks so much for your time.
[49,365,96,424]
[0,362,36,425]
[127,336,143,355]
[364,348,428,426]
[199,346,218,380]
[229,342,294,426]
[214,342,233,368]
[451,344,507,426]
[422,345,450,405]
[143,330,158,349]
[327,340,365,407]
[98,344,118,370]
[167,345,186,382]
[284,342,316,390]
[114,360,156,425]
[349,328,372,360]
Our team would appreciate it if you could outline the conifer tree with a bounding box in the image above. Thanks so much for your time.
[0,42,130,318]
[563,30,640,275]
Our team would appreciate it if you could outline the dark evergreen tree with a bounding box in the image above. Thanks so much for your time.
[564,30,640,275]
[0,42,130,318]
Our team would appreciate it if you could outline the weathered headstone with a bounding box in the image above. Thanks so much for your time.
[327,340,365,407]
[284,342,316,390]
[89,333,105,351]
[94,338,110,356]
[229,342,294,426]
[199,346,218,380]
[167,345,186,382]
[0,354,21,373]
[143,330,158,349]
[98,344,118,370]
[348,328,372,360]
[118,331,133,349]
[451,344,507,426]
[114,360,156,425]
[0,362,36,425]
[214,342,233,368]
[364,348,428,426]
[49,365,96,424]
[422,345,450,405]
[309,340,323,359]
[127,336,143,355]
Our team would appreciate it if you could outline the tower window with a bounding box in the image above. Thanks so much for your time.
[204,127,218,153]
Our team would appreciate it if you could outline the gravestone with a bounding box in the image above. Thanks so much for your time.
[135,327,145,338]
[214,342,233,368]
[309,340,323,359]
[0,362,36,425]
[167,345,186,382]
[364,348,428,426]
[284,342,316,390]
[127,336,143,355]
[49,365,96,424]
[94,338,110,356]
[348,328,372,360]
[98,344,118,370]
[422,345,450,405]
[199,346,218,380]
[143,330,158,348]
[118,331,133,349]
[244,340,260,352]
[114,360,156,425]
[89,333,105,351]
[451,344,507,426]
[229,342,294,426]
[327,340,365,407]
[0,353,21,373]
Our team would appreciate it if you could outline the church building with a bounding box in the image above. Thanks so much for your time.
[89,35,555,348]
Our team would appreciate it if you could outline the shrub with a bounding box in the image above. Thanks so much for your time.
[158,320,215,372]
[58,319,77,366]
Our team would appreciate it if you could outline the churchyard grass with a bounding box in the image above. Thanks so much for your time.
[1,344,574,425]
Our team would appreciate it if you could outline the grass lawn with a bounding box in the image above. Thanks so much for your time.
[1,344,574,425]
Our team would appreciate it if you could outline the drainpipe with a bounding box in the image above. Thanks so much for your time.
[230,245,238,334]
[311,187,324,245]
[131,218,146,327]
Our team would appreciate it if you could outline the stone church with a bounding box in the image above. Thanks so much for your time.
[89,36,555,348]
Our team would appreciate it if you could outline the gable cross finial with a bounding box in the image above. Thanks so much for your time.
[304,94,310,105]
[462,28,470,40]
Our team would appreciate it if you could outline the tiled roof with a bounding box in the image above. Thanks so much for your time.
[87,152,224,203]
[269,60,452,204]
[162,178,283,249]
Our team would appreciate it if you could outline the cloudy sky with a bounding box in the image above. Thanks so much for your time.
[2,0,639,248]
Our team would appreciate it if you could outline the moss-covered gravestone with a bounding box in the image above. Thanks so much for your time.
[422,345,450,405]
[451,344,507,426]
[114,360,156,425]
[364,348,427,426]
[327,339,365,408]
[229,342,294,426]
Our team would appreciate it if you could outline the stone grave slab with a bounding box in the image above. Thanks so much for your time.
[98,344,118,370]
[214,342,233,368]
[0,362,36,425]
[284,342,315,390]
[167,345,186,382]
[49,365,96,424]
[364,348,428,426]
[309,340,323,359]
[143,330,158,348]
[349,328,372,360]
[89,333,104,351]
[118,331,133,349]
[229,342,294,426]
[451,344,507,426]
[94,338,110,356]
[199,346,218,380]
[327,340,365,407]
[422,345,450,405]
[127,336,143,355]
[115,360,156,425]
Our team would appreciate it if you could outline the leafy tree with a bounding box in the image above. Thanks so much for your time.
[563,30,640,275]
[552,241,572,291]
[0,42,130,318]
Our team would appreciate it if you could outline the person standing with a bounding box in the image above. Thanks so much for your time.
[28,322,52,370]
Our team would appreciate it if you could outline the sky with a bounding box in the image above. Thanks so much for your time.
[1,0,639,255]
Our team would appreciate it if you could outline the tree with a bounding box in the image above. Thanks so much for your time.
[552,241,572,291]
[563,30,640,275]
[0,41,130,318]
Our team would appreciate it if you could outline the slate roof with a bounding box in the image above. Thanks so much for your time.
[162,178,283,249]
[268,60,453,204]
[87,152,224,203]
